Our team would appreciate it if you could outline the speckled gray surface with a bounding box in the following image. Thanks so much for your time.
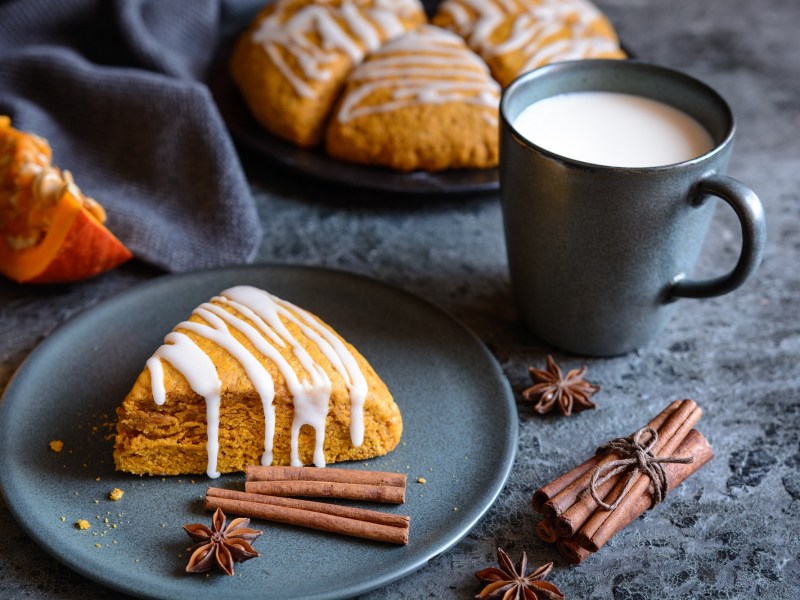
[1,0,799,598]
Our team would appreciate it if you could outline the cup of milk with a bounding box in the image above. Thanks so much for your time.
[499,60,766,356]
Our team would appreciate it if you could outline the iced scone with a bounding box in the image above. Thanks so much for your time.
[433,0,625,86]
[230,0,426,147]
[114,286,402,477]
[326,25,501,171]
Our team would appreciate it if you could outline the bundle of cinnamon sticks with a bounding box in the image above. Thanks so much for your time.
[205,465,410,545]
[532,399,713,564]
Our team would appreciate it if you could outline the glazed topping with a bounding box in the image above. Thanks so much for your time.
[439,0,508,54]
[146,286,369,478]
[251,0,423,98]
[148,332,223,477]
[336,25,501,125]
[438,0,620,72]
[514,17,620,72]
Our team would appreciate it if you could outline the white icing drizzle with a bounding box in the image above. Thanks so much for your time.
[342,1,382,49]
[145,286,369,476]
[251,0,422,99]
[268,295,369,447]
[336,25,501,125]
[438,0,620,74]
[445,2,472,30]
[520,30,619,71]
[440,0,505,54]
[147,332,222,478]
[489,14,562,57]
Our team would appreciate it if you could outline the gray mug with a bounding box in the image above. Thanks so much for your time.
[499,60,766,356]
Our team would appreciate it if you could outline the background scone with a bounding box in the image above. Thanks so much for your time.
[230,0,426,147]
[433,0,625,86]
[115,285,402,477]
[325,25,501,171]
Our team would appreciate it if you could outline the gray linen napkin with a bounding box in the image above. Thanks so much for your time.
[0,0,264,272]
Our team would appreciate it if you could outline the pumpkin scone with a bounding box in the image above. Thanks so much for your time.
[114,286,402,477]
[230,0,426,147]
[325,25,501,171]
[0,116,131,284]
[433,0,625,87]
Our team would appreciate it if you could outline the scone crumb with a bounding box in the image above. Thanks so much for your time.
[109,488,125,501]
[417,477,427,484]
[49,440,64,453]
[76,519,91,530]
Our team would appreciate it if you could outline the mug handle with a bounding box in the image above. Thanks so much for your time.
[669,174,766,300]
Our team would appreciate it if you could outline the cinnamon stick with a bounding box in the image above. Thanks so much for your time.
[204,488,409,545]
[245,465,407,488]
[531,458,597,514]
[207,487,409,528]
[538,400,683,523]
[556,538,593,565]
[553,399,700,537]
[245,480,405,504]
[535,519,559,544]
[574,427,713,552]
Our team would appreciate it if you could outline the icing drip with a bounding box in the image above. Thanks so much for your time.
[146,286,369,476]
[147,332,222,478]
[251,0,420,99]
[336,25,501,125]
[268,296,369,447]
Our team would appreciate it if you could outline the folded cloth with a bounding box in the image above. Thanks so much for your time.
[0,0,264,272]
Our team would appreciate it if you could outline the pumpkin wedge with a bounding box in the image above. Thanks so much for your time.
[0,116,132,284]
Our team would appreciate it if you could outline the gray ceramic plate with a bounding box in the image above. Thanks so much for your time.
[0,265,517,600]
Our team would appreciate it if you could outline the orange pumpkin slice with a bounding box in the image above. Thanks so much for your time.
[0,116,132,284]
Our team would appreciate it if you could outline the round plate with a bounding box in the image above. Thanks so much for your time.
[207,29,500,195]
[0,265,517,600]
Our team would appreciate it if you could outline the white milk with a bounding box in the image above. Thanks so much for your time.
[512,91,714,168]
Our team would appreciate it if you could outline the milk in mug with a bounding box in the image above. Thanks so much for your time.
[512,91,714,168]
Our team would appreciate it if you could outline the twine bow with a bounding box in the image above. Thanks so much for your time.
[588,427,695,511]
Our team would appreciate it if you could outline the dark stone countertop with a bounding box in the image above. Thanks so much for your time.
[1,0,798,598]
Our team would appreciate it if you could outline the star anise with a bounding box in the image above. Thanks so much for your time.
[522,355,600,416]
[475,548,564,600]
[183,507,262,576]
